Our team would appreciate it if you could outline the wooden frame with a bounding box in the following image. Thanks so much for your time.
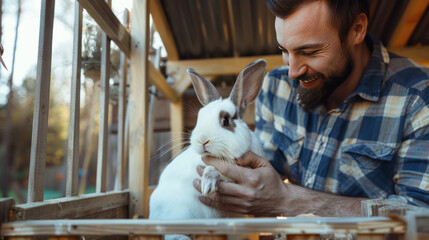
[1,1,429,239]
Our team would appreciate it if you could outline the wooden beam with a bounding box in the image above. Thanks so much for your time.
[0,198,15,224]
[149,61,179,102]
[169,98,184,158]
[11,191,129,221]
[1,217,406,237]
[388,0,429,48]
[78,0,131,57]
[389,46,429,67]
[28,0,55,203]
[149,0,179,60]
[115,9,130,191]
[129,0,150,218]
[169,55,283,96]
[96,0,111,193]
[66,1,82,198]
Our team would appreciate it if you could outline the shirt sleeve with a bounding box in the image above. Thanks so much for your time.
[394,87,429,207]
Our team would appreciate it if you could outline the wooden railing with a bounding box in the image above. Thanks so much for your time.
[0,217,411,240]
[0,0,164,221]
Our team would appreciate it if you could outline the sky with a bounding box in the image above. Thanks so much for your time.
[0,0,134,104]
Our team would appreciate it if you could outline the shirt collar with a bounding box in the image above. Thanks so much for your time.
[351,34,390,102]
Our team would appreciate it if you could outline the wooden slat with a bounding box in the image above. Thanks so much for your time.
[1,217,406,236]
[388,0,429,48]
[149,61,179,102]
[66,1,83,198]
[11,191,129,221]
[115,9,130,191]
[129,0,150,218]
[169,98,184,158]
[0,198,15,223]
[169,55,283,96]
[149,0,179,60]
[77,0,131,57]
[390,46,429,67]
[28,0,56,203]
[96,0,111,194]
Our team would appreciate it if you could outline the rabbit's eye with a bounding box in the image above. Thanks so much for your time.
[222,116,230,126]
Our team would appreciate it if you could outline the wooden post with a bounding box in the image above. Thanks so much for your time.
[169,98,184,158]
[0,198,15,224]
[115,9,130,191]
[28,0,55,203]
[96,0,112,193]
[129,0,150,217]
[66,1,82,198]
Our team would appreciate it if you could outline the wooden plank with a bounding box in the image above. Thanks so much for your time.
[129,0,150,218]
[149,0,179,60]
[1,217,406,237]
[149,61,179,102]
[388,0,429,48]
[77,0,131,57]
[0,198,15,223]
[11,191,129,221]
[169,98,184,158]
[28,0,56,203]
[115,9,130,191]
[390,46,429,67]
[96,0,111,194]
[66,1,83,198]
[132,236,162,240]
[169,55,283,96]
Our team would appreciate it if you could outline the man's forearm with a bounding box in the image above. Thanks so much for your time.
[279,183,368,217]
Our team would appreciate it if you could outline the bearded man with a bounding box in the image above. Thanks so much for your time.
[193,0,429,216]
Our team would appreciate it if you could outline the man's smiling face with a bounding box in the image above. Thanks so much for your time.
[275,1,353,111]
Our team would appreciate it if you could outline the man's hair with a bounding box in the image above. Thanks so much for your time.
[266,0,369,42]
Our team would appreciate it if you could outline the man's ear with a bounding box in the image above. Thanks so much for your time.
[352,13,368,45]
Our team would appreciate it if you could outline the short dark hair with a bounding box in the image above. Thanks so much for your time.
[266,0,369,42]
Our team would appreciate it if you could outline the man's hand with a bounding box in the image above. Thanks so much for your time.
[193,151,367,217]
[193,151,289,216]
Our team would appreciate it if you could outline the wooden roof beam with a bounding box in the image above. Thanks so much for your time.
[390,46,429,67]
[78,0,131,57]
[149,0,180,60]
[388,0,429,48]
[168,55,284,96]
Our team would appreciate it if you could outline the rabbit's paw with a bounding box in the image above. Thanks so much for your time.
[201,166,220,196]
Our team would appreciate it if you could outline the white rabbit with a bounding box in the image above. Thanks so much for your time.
[149,59,267,222]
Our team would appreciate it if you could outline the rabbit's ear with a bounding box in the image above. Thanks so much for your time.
[188,68,220,106]
[230,59,267,117]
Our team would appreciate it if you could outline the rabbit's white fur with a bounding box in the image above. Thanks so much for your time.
[149,59,267,220]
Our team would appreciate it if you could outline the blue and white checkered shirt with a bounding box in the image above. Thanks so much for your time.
[255,35,429,207]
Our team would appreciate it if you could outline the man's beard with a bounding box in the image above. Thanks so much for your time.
[296,51,353,112]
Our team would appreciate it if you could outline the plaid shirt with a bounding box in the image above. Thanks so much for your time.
[255,35,429,207]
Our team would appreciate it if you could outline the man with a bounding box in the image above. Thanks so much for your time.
[193,0,429,217]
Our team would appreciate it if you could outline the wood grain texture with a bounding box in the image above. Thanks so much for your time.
[169,55,283,96]
[78,0,130,57]
[129,0,150,218]
[388,0,429,48]
[28,0,56,203]
[66,1,83,198]
[0,198,15,223]
[11,191,129,221]
[149,0,179,60]
[1,217,406,237]
[96,13,111,193]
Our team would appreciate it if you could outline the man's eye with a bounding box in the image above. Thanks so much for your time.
[301,50,318,56]
[222,116,229,126]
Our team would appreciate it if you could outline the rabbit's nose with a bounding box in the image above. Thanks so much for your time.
[202,140,210,151]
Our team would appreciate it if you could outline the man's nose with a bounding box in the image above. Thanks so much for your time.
[285,54,306,79]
